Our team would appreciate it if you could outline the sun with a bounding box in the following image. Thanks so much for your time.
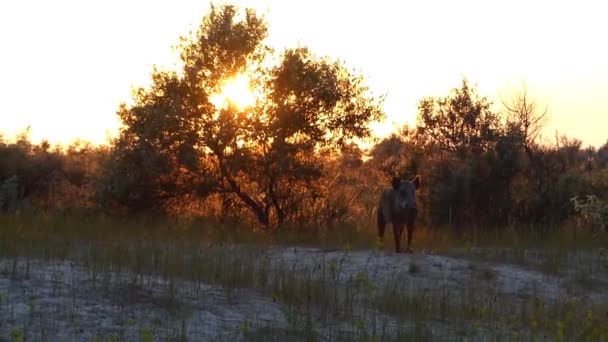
[210,74,256,110]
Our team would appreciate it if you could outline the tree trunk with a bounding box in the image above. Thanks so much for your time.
[218,160,269,227]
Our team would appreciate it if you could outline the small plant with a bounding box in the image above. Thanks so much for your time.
[179,319,188,342]
[239,320,250,335]
[151,316,163,326]
[10,328,24,342]
[571,195,608,232]
[374,236,384,251]
[355,318,366,338]
[91,335,104,342]
[540,253,563,275]
[479,268,496,281]
[28,296,36,319]
[139,327,153,342]
[573,268,595,290]
[408,262,420,274]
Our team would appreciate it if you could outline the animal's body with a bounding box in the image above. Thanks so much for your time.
[377,175,420,253]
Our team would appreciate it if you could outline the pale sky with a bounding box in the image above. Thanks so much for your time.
[1,0,607,147]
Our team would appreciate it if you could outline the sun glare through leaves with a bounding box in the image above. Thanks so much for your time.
[210,74,257,110]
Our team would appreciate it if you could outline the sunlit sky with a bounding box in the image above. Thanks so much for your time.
[1,0,607,147]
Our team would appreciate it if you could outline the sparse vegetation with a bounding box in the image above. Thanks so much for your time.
[1,216,607,340]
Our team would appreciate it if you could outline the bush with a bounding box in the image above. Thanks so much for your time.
[571,195,608,231]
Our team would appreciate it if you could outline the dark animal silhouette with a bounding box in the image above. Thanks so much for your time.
[377,175,420,253]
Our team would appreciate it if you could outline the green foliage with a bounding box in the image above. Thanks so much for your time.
[572,195,608,231]
[139,328,153,342]
[9,328,24,342]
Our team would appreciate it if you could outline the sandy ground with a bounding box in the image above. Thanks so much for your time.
[1,246,606,341]
[0,258,288,341]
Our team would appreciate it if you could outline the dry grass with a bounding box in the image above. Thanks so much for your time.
[1,213,608,341]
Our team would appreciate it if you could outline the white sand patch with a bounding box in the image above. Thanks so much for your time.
[1,246,605,340]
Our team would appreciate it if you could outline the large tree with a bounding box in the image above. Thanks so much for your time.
[104,5,384,226]
[409,80,527,228]
[416,79,501,157]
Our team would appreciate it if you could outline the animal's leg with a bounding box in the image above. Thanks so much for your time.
[393,223,403,253]
[406,209,417,253]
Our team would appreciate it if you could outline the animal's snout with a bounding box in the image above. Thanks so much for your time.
[399,197,417,209]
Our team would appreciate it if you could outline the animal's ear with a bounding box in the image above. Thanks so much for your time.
[391,176,401,191]
[412,175,420,190]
